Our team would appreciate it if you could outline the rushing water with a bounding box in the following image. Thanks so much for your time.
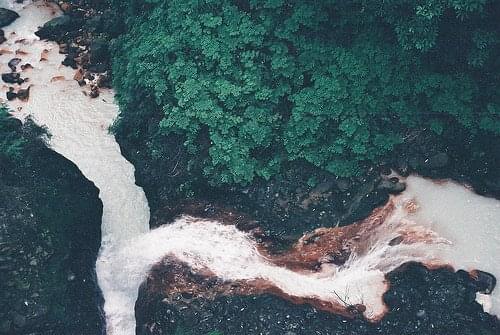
[0,1,150,333]
[88,176,500,333]
[1,2,499,335]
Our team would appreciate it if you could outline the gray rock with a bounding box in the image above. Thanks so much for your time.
[0,8,19,28]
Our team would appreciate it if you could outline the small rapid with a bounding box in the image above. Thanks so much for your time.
[1,2,499,335]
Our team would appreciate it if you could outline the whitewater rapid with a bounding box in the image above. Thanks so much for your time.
[1,2,499,335]
[94,176,500,331]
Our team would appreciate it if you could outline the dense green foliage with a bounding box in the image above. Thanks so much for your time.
[0,106,45,163]
[0,106,27,160]
[111,0,500,185]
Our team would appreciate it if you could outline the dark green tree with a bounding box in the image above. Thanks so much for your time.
[110,0,500,184]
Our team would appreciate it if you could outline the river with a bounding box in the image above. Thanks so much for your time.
[1,2,499,335]
[0,1,150,334]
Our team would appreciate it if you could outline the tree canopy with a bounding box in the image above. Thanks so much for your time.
[110,0,500,185]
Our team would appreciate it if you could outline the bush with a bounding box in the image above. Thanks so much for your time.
[0,106,27,161]
[0,106,46,165]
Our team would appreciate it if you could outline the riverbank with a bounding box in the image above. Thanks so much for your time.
[0,112,104,334]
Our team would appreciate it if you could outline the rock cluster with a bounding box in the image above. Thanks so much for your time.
[34,1,113,98]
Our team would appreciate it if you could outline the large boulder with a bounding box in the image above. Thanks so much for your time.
[34,15,76,40]
[2,72,24,84]
[0,8,19,28]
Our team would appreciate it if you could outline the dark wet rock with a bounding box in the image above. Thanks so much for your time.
[0,320,11,333]
[378,263,500,335]
[89,85,99,98]
[96,73,111,88]
[60,2,73,13]
[11,312,26,328]
[380,165,392,176]
[334,177,351,192]
[470,270,497,294]
[341,176,389,223]
[34,15,77,40]
[396,159,410,177]
[16,86,30,101]
[0,117,104,334]
[0,8,19,28]
[485,177,500,193]
[87,62,107,73]
[20,63,33,71]
[2,72,23,84]
[389,235,404,246]
[90,39,109,64]
[85,13,105,33]
[6,87,16,100]
[7,57,21,71]
[62,55,77,69]
[59,42,69,54]
[378,178,406,194]
[84,70,94,81]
